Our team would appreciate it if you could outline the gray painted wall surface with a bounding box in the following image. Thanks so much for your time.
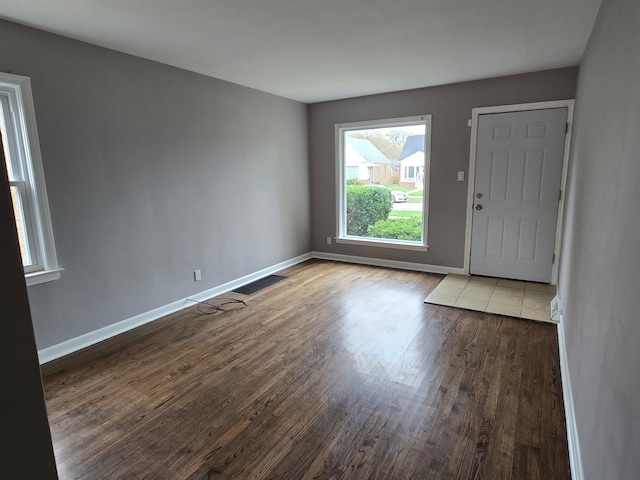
[308,68,577,268]
[558,0,640,478]
[0,143,58,477]
[0,20,310,350]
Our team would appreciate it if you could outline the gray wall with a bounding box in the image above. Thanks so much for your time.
[557,0,640,478]
[0,20,310,350]
[0,141,58,477]
[308,68,578,268]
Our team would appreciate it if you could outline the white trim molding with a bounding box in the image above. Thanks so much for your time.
[1,72,61,284]
[38,251,465,364]
[312,251,465,275]
[38,253,311,364]
[335,115,432,250]
[26,268,64,286]
[335,237,429,252]
[464,100,575,285]
[557,313,584,480]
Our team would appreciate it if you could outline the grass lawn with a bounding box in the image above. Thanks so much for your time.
[389,210,423,218]
[385,184,424,203]
[387,184,415,193]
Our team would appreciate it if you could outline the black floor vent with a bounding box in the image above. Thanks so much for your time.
[232,274,286,295]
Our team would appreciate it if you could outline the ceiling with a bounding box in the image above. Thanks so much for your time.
[0,0,601,104]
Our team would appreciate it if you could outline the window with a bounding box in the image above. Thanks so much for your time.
[336,115,431,250]
[345,166,358,180]
[1,73,61,285]
[405,166,415,179]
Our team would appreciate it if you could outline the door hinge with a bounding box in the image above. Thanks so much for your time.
[559,189,562,201]
[566,123,569,134]
[552,253,556,264]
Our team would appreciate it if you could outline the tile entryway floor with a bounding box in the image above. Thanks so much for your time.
[425,274,557,323]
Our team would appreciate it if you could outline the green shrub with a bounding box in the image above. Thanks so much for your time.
[368,216,423,241]
[346,186,392,236]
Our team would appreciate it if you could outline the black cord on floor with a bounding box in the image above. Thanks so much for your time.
[186,297,247,315]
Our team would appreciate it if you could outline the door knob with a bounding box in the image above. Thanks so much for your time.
[476,193,483,199]
[475,204,483,210]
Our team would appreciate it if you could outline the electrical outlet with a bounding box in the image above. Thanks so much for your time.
[457,171,465,182]
[194,269,202,281]
[327,236,332,245]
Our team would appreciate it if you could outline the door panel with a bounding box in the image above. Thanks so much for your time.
[470,108,567,283]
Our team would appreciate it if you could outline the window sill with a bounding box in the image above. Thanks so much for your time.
[336,237,429,252]
[26,268,64,286]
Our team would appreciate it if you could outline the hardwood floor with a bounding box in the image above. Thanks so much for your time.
[42,260,570,479]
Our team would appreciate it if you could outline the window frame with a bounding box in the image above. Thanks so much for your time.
[335,115,432,251]
[1,72,61,286]
[9,181,37,266]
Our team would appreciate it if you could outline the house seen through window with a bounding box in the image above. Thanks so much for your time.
[336,115,431,250]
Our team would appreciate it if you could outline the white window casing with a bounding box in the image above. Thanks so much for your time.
[0,72,61,285]
[335,115,432,251]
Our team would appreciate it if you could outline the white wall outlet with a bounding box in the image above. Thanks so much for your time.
[327,236,332,245]
[194,269,202,281]
[457,171,465,182]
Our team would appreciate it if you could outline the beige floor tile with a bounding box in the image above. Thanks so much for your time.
[496,278,526,290]
[459,288,494,301]
[441,275,471,288]
[462,283,495,294]
[523,296,551,310]
[468,276,498,286]
[426,293,459,306]
[427,275,556,325]
[521,307,552,322]
[454,297,489,311]
[493,286,525,298]
[524,289,555,301]
[486,302,522,317]
[490,293,524,307]
[525,282,556,293]
[436,285,465,297]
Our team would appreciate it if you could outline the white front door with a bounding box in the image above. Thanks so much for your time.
[470,108,567,283]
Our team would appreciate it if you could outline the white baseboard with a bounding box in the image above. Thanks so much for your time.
[557,313,584,480]
[38,253,312,364]
[38,252,461,364]
[311,251,466,275]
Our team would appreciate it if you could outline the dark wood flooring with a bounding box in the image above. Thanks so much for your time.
[42,260,570,479]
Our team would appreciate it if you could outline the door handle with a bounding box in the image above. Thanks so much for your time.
[475,204,483,210]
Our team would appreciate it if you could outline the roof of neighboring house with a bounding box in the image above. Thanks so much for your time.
[345,137,391,164]
[399,135,425,160]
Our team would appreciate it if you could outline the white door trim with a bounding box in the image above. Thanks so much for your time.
[464,100,575,285]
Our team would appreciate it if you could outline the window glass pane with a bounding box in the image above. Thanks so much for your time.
[345,166,358,180]
[9,185,32,266]
[0,100,15,180]
[342,122,427,244]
